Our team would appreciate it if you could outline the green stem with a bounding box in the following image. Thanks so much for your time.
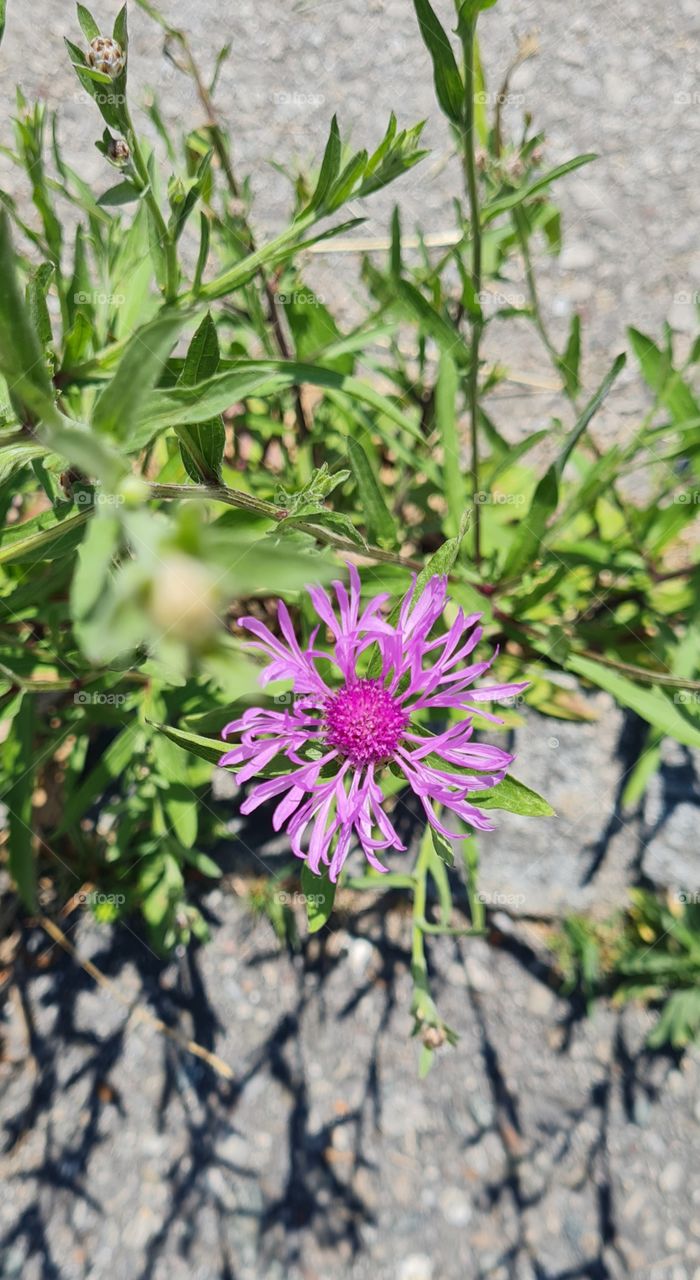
[513,207,564,378]
[462,19,483,565]
[411,824,432,997]
[146,482,426,571]
[123,109,179,303]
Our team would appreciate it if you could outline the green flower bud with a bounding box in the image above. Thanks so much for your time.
[149,554,220,648]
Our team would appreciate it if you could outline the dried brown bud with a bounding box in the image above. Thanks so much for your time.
[422,1025,446,1050]
[108,137,130,166]
[87,36,126,80]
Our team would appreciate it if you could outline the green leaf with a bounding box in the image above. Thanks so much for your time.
[466,772,555,816]
[97,181,140,207]
[176,313,225,482]
[430,827,454,868]
[112,2,128,50]
[395,278,471,366]
[0,209,57,422]
[301,863,337,933]
[628,327,699,425]
[0,508,89,565]
[150,721,225,766]
[57,723,142,834]
[413,0,464,124]
[70,511,119,620]
[481,155,597,225]
[308,115,342,211]
[648,989,700,1050]
[558,313,581,398]
[346,436,395,545]
[5,695,36,909]
[92,309,191,442]
[0,0,6,46]
[413,511,470,595]
[140,360,424,444]
[501,353,626,577]
[76,4,100,41]
[566,654,700,751]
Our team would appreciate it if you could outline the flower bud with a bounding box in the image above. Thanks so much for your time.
[116,475,148,508]
[87,36,126,80]
[149,554,220,648]
[107,137,130,166]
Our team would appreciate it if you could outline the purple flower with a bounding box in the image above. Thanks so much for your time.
[220,567,527,882]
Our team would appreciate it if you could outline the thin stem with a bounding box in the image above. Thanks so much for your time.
[461,19,483,565]
[146,482,426,571]
[123,110,179,303]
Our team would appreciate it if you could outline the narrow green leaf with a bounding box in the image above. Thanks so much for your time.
[5,695,36,909]
[301,863,337,933]
[347,436,395,545]
[628,327,699,425]
[92,309,191,441]
[176,313,225,482]
[413,0,464,124]
[466,772,555,816]
[150,721,225,765]
[70,512,119,619]
[140,360,424,444]
[57,724,141,834]
[567,654,700,751]
[558,313,581,398]
[501,354,625,577]
[309,114,342,211]
[0,209,57,422]
[395,278,471,366]
[430,827,454,868]
[76,4,100,41]
[481,154,597,224]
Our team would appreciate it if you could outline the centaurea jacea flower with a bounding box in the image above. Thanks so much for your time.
[220,568,526,881]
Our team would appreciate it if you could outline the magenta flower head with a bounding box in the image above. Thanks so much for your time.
[220,568,527,882]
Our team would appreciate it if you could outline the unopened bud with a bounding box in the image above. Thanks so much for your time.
[108,137,130,166]
[422,1025,446,1050]
[87,36,126,80]
[116,475,148,508]
[149,554,220,647]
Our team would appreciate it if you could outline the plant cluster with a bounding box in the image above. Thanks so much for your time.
[0,0,698,1058]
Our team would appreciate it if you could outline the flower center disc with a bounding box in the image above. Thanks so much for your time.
[323,678,408,767]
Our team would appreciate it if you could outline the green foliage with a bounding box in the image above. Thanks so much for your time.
[551,891,700,1052]
[0,0,697,1064]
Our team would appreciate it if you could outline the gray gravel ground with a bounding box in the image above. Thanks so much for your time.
[1,0,700,1276]
[3,898,700,1280]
